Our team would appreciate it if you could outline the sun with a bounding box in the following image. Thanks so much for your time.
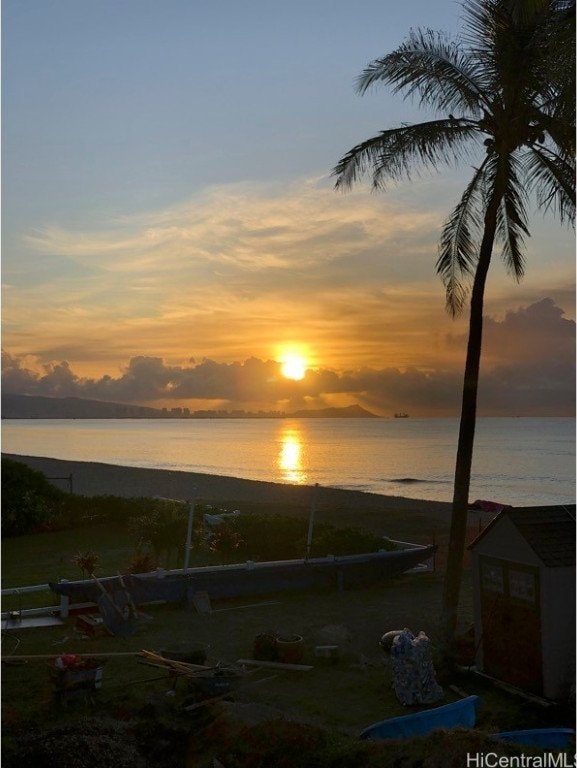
[280,352,308,381]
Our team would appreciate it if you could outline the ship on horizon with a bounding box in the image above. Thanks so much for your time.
[394,412,409,418]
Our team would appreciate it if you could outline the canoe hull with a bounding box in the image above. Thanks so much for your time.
[50,545,436,604]
[360,695,480,741]
[495,728,576,749]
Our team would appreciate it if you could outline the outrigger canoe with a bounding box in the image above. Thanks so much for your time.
[50,545,436,605]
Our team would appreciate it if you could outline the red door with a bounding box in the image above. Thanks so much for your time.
[479,556,542,693]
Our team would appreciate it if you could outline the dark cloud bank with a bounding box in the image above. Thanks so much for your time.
[2,299,574,416]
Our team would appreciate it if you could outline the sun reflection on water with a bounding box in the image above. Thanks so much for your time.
[277,426,307,484]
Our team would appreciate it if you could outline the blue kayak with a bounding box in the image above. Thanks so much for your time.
[495,729,576,749]
[359,695,480,741]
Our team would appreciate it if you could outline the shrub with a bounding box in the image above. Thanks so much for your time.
[220,719,329,768]
[71,550,100,577]
[227,514,307,561]
[61,494,161,528]
[1,458,65,537]
[129,500,189,568]
[208,523,245,563]
[310,525,395,557]
[126,550,160,573]
[205,513,394,562]
[2,718,146,768]
[132,715,191,768]
[215,722,544,768]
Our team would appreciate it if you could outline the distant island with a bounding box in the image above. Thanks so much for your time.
[1,394,378,420]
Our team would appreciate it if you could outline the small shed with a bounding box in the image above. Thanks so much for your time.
[469,504,575,700]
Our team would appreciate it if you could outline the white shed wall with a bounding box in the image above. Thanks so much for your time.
[471,516,575,700]
[472,517,541,671]
[472,517,542,566]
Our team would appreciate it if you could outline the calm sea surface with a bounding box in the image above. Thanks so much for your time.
[2,417,574,506]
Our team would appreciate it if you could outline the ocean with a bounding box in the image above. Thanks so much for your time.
[2,417,574,506]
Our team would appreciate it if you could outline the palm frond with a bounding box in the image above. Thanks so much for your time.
[484,152,529,279]
[497,157,529,281]
[547,1,576,122]
[333,119,479,190]
[464,0,564,113]
[436,160,488,316]
[462,0,502,75]
[525,146,576,225]
[357,29,489,115]
[533,110,576,159]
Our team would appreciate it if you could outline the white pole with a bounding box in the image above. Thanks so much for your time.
[306,483,319,560]
[58,580,69,618]
[183,492,197,572]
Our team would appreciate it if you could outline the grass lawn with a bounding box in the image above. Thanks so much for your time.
[3,503,573,768]
[2,566,571,739]
[2,524,137,588]
[1,522,212,611]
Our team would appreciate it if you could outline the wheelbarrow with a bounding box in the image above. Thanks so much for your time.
[183,668,242,704]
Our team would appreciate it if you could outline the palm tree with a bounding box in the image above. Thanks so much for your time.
[333,0,575,652]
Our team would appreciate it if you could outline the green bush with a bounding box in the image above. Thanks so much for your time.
[216,722,542,768]
[2,718,146,768]
[207,514,392,562]
[129,499,190,568]
[1,458,65,537]
[220,719,329,768]
[310,525,396,557]
[0,463,391,564]
[1,458,180,538]
[133,715,191,768]
[60,494,161,528]
[229,514,307,560]
[127,550,160,573]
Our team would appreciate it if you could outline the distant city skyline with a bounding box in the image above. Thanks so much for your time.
[2,0,574,415]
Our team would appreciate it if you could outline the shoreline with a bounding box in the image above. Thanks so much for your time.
[3,453,453,543]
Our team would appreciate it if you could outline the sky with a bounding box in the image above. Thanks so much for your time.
[2,0,575,416]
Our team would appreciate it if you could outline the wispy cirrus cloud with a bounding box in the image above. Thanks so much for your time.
[5,176,450,371]
[5,175,575,381]
[22,177,441,274]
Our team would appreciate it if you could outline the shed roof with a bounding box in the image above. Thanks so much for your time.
[468,504,576,567]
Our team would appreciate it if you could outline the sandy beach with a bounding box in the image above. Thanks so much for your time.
[3,453,453,544]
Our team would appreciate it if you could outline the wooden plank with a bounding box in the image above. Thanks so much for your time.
[138,660,206,676]
[473,670,553,707]
[183,673,279,711]
[212,601,280,613]
[449,684,470,699]
[183,691,231,711]
[236,658,313,671]
[138,659,220,678]
[140,650,212,671]
[2,651,140,661]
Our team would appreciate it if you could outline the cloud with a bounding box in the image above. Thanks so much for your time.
[22,177,441,276]
[5,175,574,381]
[483,298,575,364]
[5,175,457,373]
[3,299,574,415]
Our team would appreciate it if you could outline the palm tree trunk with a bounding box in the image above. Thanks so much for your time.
[441,186,503,656]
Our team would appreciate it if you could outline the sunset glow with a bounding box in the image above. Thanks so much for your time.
[280,353,308,381]
[1,0,574,417]
[278,426,307,484]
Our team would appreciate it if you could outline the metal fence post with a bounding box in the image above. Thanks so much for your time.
[305,483,319,560]
[183,492,197,572]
